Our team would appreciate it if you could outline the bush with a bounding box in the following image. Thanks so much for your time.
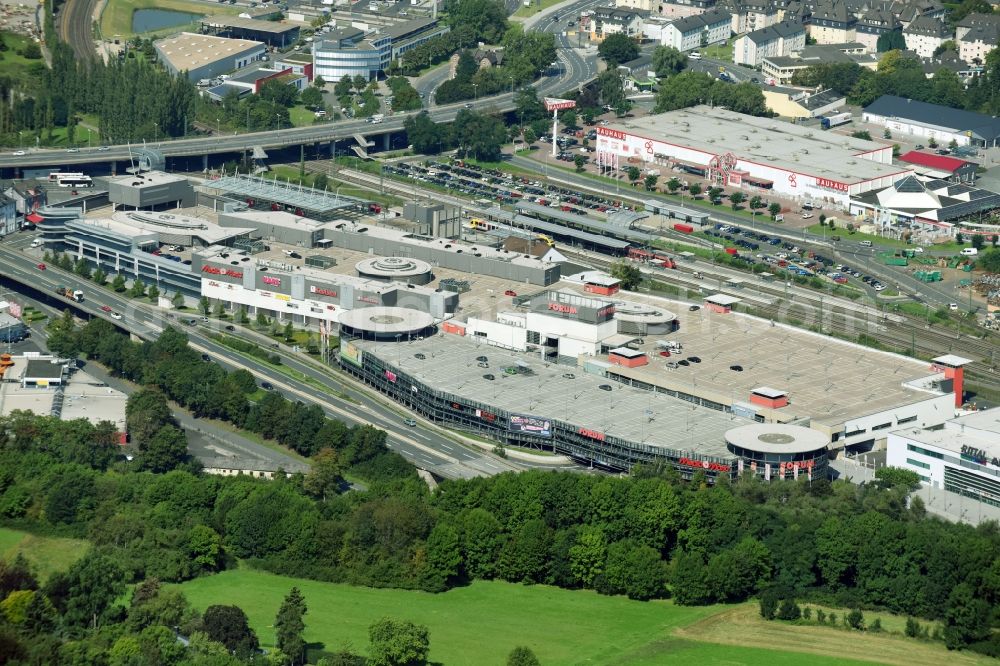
[777,598,801,621]
[846,609,864,630]
[759,590,779,620]
[905,617,921,638]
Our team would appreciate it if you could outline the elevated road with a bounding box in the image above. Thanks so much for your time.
[2,0,600,170]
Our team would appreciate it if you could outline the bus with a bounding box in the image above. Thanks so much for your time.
[56,174,93,188]
[49,171,85,182]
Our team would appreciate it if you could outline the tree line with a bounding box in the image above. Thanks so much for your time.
[2,402,1000,659]
[791,47,1000,114]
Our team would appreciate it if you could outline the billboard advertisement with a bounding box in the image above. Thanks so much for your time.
[340,341,363,368]
[508,413,552,438]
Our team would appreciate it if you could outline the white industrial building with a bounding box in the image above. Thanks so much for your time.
[888,406,1000,508]
[595,106,911,208]
[862,95,1000,149]
[154,33,266,83]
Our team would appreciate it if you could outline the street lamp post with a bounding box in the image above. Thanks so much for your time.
[87,128,91,149]
[473,83,478,102]
[216,118,221,135]
[153,122,158,144]
[508,76,514,95]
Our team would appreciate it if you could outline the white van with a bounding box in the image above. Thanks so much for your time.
[860,240,872,247]
[688,51,701,60]
[30,239,42,248]
[961,247,978,256]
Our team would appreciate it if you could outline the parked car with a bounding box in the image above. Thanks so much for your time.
[101,305,112,312]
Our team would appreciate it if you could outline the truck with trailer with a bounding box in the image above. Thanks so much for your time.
[820,112,852,129]
[54,286,84,302]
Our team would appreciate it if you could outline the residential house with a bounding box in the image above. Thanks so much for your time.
[448,48,504,78]
[593,7,649,38]
[855,8,902,53]
[615,0,658,12]
[722,0,780,35]
[903,15,949,59]
[3,180,47,221]
[660,0,716,21]
[956,13,1000,65]
[921,50,982,82]
[0,194,16,237]
[618,54,658,90]
[892,0,946,29]
[734,20,805,67]
[660,8,731,50]
[808,0,857,45]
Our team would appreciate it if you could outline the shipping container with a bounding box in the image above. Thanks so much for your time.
[725,247,739,255]
[673,223,694,234]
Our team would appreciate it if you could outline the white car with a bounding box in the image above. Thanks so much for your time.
[111,312,122,320]
[12,150,25,156]
[801,213,813,219]
[949,303,959,310]
[912,247,924,253]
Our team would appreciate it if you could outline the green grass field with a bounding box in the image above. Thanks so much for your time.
[176,570,948,665]
[0,527,89,582]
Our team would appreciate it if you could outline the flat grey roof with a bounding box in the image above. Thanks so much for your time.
[933,354,974,367]
[895,426,1000,458]
[24,359,64,379]
[725,423,828,453]
[382,17,438,39]
[607,106,912,185]
[202,15,299,34]
[949,407,1000,436]
[514,201,656,241]
[610,347,644,358]
[752,386,787,398]
[706,294,741,306]
[355,335,744,458]
[487,208,631,250]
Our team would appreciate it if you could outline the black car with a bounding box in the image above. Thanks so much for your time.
[689,305,700,311]
[260,382,274,390]
[730,365,743,372]
[225,325,235,331]
[677,359,690,366]
[688,356,701,363]
[201,353,211,362]
[598,384,612,391]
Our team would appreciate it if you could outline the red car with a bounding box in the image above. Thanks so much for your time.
[36,263,45,270]
[101,305,112,312]
[504,290,517,297]
[659,350,671,357]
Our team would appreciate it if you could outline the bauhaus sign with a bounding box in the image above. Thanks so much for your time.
[815,177,848,192]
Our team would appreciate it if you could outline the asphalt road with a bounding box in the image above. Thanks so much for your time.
[0,243,579,479]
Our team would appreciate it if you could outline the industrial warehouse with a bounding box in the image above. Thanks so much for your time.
[595,106,913,208]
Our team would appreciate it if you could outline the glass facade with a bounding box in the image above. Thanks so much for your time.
[944,466,1000,508]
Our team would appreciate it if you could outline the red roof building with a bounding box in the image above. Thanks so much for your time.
[898,151,977,182]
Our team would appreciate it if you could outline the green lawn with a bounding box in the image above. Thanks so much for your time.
[804,224,970,253]
[177,571,909,665]
[0,527,89,582]
[289,105,317,128]
[702,37,736,62]
[177,571,726,664]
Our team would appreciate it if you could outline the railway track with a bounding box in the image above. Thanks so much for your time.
[57,0,97,61]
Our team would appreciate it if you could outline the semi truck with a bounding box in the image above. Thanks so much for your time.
[820,112,852,130]
[55,286,84,302]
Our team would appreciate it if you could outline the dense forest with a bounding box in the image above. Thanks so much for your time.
[1,317,999,663]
